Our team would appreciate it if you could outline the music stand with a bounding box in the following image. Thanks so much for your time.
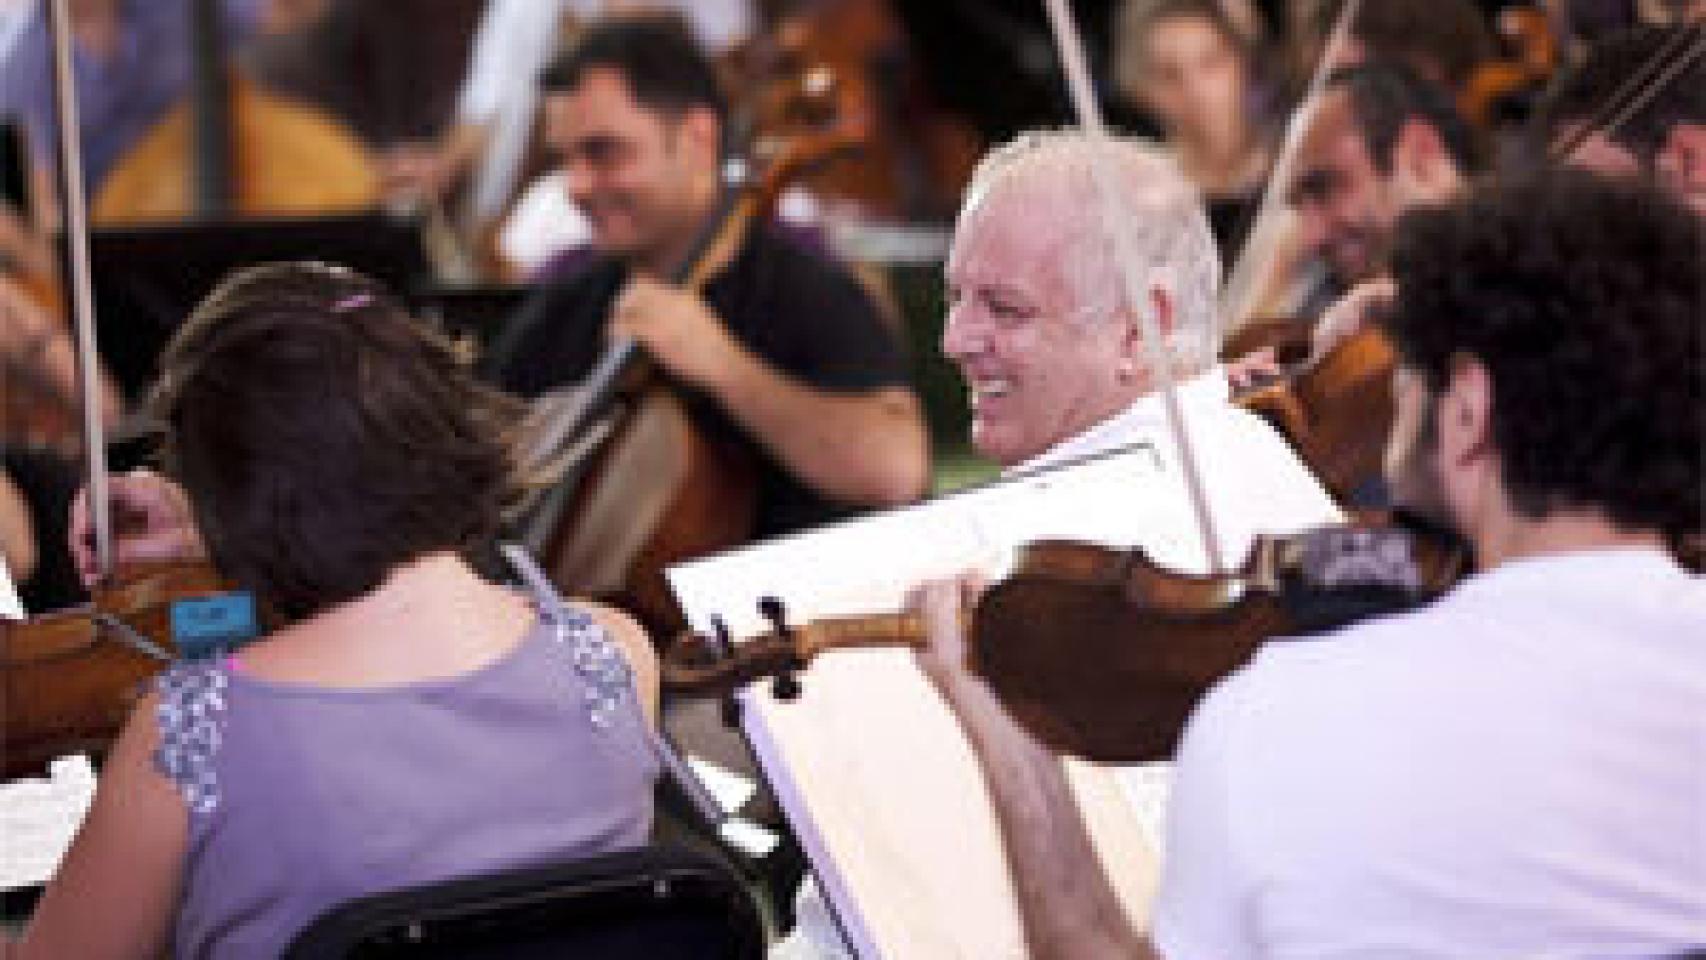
[81,211,432,398]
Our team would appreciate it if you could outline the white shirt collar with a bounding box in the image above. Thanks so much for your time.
[1011,367,1233,476]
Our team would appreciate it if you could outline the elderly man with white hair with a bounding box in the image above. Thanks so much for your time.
[777,129,1337,959]
[941,128,1335,544]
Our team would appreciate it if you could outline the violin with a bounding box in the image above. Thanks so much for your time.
[1,559,228,778]
[663,515,1468,763]
[0,0,232,779]
[1235,326,1398,503]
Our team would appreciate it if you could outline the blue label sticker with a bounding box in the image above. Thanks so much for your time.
[171,593,259,659]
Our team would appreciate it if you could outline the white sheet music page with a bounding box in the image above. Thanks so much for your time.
[668,445,1208,959]
[0,551,24,620]
[0,754,97,890]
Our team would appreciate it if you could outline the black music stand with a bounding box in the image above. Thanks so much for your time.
[80,211,432,399]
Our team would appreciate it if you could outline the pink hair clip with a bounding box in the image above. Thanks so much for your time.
[332,293,375,313]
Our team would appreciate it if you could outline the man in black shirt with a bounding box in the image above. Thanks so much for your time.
[490,17,929,538]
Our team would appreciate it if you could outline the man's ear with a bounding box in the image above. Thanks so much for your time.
[1391,118,1458,202]
[678,106,722,165]
[1126,287,1177,367]
[1438,355,1494,470]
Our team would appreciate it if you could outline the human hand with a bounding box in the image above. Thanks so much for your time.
[69,469,205,587]
[1224,346,1283,392]
[1657,124,1706,219]
[1312,277,1396,358]
[0,275,58,362]
[907,575,989,705]
[378,141,462,206]
[610,276,742,389]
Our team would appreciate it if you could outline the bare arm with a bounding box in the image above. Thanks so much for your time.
[611,277,930,508]
[12,695,188,960]
[910,581,1162,960]
[0,469,37,586]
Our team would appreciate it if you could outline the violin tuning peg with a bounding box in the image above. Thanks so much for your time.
[757,595,787,633]
[710,615,735,658]
[771,671,802,702]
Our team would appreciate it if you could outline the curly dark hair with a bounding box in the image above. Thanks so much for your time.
[147,262,525,624]
[1381,169,1703,539]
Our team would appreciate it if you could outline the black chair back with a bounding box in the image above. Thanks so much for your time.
[283,845,769,959]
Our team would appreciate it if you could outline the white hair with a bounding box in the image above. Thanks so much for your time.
[963,129,1223,373]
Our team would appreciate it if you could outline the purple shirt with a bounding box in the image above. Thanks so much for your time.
[0,0,262,195]
[151,595,658,958]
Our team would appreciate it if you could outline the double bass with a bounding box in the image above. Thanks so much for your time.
[91,0,376,223]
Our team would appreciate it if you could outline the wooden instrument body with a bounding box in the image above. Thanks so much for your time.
[1238,327,1398,502]
[92,73,377,224]
[1,561,225,777]
[536,385,756,635]
[972,541,1288,763]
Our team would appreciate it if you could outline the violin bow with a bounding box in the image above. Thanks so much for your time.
[45,0,114,581]
[1036,0,1229,574]
[1218,0,1364,334]
[1549,23,1706,164]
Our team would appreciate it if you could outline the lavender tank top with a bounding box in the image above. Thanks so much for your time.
[150,584,659,959]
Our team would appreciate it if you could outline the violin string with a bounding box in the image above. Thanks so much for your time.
[1551,24,1705,164]
[1037,0,1229,575]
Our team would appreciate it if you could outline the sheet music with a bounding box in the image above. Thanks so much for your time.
[669,446,1202,959]
[1,551,24,620]
[0,755,97,891]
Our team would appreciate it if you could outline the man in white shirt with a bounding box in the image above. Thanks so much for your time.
[944,128,1337,550]
[775,129,1340,959]
[916,168,1706,958]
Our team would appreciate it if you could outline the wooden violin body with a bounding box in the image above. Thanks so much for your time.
[664,519,1468,764]
[1237,327,1398,502]
[972,522,1465,762]
[1,560,227,777]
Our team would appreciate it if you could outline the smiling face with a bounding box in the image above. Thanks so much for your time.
[541,67,716,264]
[941,178,1142,467]
[1286,91,1403,286]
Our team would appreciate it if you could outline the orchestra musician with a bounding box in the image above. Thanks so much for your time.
[488,16,929,538]
[8,262,661,959]
[1110,0,1277,257]
[912,168,1705,959]
[781,127,1344,958]
[1532,23,1706,216]
[1284,61,1478,307]
[0,0,268,210]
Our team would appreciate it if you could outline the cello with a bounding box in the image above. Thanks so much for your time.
[509,73,864,636]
